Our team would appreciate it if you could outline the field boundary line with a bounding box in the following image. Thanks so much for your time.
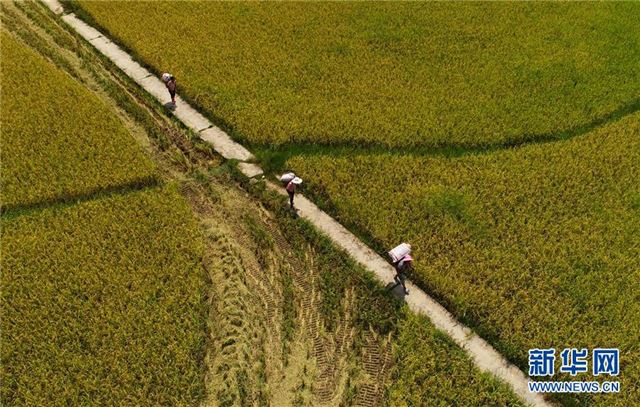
[1,177,159,218]
[39,1,551,405]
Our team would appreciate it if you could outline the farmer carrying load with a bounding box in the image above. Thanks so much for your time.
[388,243,412,294]
[161,73,177,106]
[280,172,302,210]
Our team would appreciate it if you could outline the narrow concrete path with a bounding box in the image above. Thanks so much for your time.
[45,2,257,168]
[40,1,551,405]
[267,185,551,407]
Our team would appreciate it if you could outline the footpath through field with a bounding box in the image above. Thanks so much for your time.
[40,1,550,405]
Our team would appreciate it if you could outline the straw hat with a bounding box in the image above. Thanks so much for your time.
[292,177,303,185]
[161,73,171,82]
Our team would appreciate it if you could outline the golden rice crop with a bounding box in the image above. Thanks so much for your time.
[0,32,156,211]
[274,205,526,406]
[389,313,526,406]
[287,113,640,406]
[67,3,640,404]
[76,1,640,148]
[1,185,207,405]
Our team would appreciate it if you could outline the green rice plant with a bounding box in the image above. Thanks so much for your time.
[286,113,640,406]
[1,186,207,405]
[0,31,156,211]
[75,1,640,148]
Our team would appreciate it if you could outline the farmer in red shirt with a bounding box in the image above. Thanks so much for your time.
[161,73,177,106]
[286,177,302,210]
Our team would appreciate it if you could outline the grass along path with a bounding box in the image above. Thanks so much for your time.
[265,183,552,407]
[56,10,256,165]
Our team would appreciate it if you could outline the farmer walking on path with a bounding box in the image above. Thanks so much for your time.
[161,72,177,107]
[286,177,302,210]
[388,243,413,294]
[280,172,302,210]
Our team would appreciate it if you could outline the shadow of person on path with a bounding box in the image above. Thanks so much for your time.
[386,282,407,300]
[164,101,176,111]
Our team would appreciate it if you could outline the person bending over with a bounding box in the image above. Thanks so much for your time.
[394,254,412,294]
[161,72,177,106]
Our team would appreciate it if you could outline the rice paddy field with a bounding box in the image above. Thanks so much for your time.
[75,1,639,148]
[1,25,205,405]
[288,112,640,405]
[198,178,527,406]
[73,2,640,405]
[389,312,523,406]
[0,8,529,405]
[1,31,156,212]
[1,186,207,405]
